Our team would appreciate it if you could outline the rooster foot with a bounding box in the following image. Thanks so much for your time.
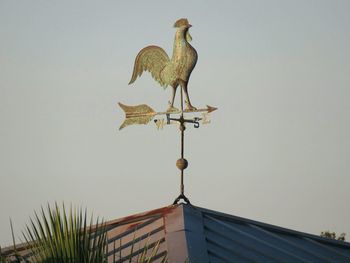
[184,100,197,112]
[184,106,197,112]
[167,105,179,113]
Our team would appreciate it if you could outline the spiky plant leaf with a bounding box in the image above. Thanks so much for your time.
[23,203,107,263]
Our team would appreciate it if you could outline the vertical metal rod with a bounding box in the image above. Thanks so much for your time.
[180,88,185,196]
[180,129,184,195]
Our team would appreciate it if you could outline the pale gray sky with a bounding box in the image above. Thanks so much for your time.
[1,0,350,246]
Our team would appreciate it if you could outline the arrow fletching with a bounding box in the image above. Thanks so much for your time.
[118,102,156,130]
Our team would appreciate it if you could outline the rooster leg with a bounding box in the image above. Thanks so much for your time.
[182,81,197,111]
[167,85,179,112]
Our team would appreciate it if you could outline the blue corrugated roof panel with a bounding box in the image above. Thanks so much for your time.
[195,205,350,262]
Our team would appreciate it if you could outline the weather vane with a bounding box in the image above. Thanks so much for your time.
[118,18,217,204]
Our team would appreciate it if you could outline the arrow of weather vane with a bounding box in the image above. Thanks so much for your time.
[118,18,217,204]
[118,103,217,130]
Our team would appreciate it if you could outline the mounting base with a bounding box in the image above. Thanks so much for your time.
[173,194,191,205]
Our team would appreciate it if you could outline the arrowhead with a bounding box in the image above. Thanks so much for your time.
[206,105,218,113]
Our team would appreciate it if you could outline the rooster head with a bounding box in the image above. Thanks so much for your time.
[174,18,191,28]
[174,18,193,42]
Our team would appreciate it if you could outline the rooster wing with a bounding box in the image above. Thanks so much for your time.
[128,45,170,88]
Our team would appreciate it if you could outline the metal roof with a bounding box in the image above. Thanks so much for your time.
[3,204,350,262]
[196,205,350,263]
[105,204,350,262]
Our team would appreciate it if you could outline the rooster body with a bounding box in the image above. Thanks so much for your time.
[129,18,197,111]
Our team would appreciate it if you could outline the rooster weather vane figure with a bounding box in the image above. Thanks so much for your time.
[119,18,217,204]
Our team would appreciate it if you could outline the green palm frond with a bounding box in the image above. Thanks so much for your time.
[3,203,169,263]
[23,203,107,263]
[136,239,167,263]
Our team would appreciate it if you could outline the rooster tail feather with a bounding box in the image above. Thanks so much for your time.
[128,45,170,87]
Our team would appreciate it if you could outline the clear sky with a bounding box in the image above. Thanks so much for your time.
[1,0,350,246]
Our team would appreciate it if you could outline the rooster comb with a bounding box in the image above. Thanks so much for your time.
[174,18,190,28]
